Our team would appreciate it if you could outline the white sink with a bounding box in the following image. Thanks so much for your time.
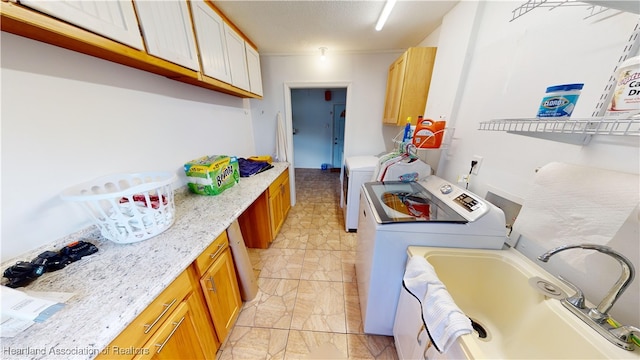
[405,246,640,359]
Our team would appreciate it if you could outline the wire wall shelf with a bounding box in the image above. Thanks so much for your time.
[478,118,640,145]
[510,0,611,21]
[392,127,454,153]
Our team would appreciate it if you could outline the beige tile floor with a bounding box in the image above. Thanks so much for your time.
[218,168,398,360]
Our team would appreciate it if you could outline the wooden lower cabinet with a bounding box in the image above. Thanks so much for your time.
[197,243,242,342]
[135,295,208,360]
[268,170,291,237]
[237,191,271,248]
[98,230,244,360]
[239,168,291,249]
[98,267,219,360]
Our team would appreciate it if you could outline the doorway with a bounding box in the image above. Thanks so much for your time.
[283,82,352,207]
[290,88,347,169]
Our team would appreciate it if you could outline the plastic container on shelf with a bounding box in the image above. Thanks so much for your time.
[606,56,640,119]
[60,172,177,244]
[412,118,446,148]
[536,83,584,118]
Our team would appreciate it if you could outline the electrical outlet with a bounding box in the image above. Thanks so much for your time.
[457,174,469,183]
[472,155,483,175]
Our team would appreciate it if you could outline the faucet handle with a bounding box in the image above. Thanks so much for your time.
[610,325,640,345]
[557,276,586,309]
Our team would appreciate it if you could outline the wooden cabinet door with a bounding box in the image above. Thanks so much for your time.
[134,1,200,70]
[245,45,263,96]
[224,23,250,91]
[382,47,437,125]
[199,248,242,342]
[268,184,284,240]
[135,297,206,360]
[268,170,290,239]
[281,174,291,217]
[19,0,143,49]
[382,54,407,125]
[238,191,272,249]
[397,47,437,126]
[190,0,231,83]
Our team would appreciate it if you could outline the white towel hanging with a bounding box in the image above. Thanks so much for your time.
[403,255,472,353]
[275,112,288,162]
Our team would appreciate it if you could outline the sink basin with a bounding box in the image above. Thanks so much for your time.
[406,246,640,359]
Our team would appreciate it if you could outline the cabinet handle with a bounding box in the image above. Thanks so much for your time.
[209,244,225,260]
[144,298,177,334]
[417,324,425,345]
[208,276,217,293]
[154,316,185,354]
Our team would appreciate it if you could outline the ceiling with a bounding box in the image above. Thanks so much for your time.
[212,1,459,55]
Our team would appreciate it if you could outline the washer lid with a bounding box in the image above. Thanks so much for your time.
[345,156,379,171]
[363,181,467,224]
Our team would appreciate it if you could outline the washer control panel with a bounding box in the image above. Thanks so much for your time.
[421,176,488,222]
[454,193,482,212]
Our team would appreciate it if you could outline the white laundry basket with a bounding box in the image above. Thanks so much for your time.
[61,172,177,244]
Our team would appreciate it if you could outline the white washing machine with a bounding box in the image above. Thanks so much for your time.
[355,177,506,335]
[342,156,378,232]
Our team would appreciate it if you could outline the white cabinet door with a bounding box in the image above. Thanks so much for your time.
[394,287,469,360]
[223,23,250,91]
[20,0,143,49]
[245,45,263,96]
[134,1,199,70]
[394,288,424,359]
[190,0,231,83]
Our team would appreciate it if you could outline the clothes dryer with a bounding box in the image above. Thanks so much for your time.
[342,156,378,232]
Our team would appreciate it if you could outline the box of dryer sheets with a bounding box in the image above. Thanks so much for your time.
[184,155,239,195]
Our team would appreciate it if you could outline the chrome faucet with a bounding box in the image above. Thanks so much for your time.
[538,243,635,321]
[538,243,637,350]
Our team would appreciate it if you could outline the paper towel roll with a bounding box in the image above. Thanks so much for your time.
[513,162,639,268]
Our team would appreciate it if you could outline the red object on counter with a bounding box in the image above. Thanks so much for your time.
[119,194,167,209]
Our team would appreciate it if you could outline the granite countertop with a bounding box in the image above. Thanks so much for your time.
[0,162,289,360]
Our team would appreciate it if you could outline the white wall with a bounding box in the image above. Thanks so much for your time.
[425,2,639,324]
[250,52,402,161]
[1,33,256,262]
[416,1,483,174]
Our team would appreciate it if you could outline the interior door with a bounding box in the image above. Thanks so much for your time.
[332,104,346,169]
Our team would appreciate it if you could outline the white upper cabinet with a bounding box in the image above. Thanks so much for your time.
[190,0,231,83]
[223,23,250,92]
[245,45,263,96]
[19,0,143,49]
[134,1,199,71]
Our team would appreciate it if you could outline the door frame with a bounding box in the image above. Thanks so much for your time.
[283,81,352,207]
[332,103,346,169]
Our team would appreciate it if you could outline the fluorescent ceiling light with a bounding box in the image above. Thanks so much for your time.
[375,0,397,31]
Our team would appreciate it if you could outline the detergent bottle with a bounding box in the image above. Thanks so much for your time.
[402,117,412,142]
[412,118,446,148]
